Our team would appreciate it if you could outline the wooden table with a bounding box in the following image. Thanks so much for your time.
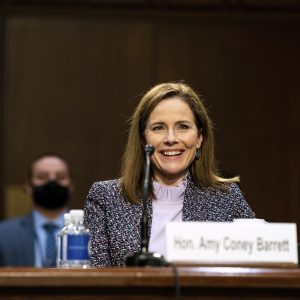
[1,266,300,299]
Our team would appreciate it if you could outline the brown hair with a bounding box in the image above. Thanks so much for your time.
[120,82,239,204]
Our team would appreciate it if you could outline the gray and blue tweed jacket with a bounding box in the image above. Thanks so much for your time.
[84,177,255,268]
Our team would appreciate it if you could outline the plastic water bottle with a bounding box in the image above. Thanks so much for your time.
[59,209,91,268]
[56,213,72,267]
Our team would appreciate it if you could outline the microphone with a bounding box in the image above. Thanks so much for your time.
[144,144,154,155]
[126,144,168,266]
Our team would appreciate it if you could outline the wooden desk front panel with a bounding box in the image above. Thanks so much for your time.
[0,266,300,299]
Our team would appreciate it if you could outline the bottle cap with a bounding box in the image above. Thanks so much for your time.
[64,213,71,225]
[64,212,71,219]
[70,209,84,220]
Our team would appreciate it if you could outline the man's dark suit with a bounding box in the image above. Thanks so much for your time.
[0,213,35,266]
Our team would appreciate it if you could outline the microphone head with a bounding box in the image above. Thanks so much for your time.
[144,144,154,156]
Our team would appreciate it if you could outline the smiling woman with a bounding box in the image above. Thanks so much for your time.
[145,97,202,187]
[84,82,255,268]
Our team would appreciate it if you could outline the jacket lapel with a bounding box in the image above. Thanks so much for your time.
[182,176,208,221]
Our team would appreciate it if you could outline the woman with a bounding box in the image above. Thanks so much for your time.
[84,82,255,267]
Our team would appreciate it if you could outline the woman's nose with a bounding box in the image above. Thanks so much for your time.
[163,129,178,144]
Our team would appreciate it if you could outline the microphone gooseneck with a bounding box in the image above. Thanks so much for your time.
[126,144,168,267]
[141,144,153,253]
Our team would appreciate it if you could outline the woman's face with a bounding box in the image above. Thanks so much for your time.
[145,97,202,186]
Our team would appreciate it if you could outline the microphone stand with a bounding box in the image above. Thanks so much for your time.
[126,144,168,267]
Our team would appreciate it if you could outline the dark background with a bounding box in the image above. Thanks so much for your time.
[0,1,299,227]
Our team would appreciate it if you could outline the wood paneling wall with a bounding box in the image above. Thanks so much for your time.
[0,5,299,227]
[0,18,4,218]
[2,14,155,216]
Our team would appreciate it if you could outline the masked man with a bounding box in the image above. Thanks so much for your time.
[0,154,73,267]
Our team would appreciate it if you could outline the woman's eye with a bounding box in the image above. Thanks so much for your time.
[178,124,189,130]
[152,125,164,131]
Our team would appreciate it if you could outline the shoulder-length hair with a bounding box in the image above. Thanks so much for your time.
[120,82,239,204]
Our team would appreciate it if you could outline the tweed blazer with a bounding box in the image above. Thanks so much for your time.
[84,177,255,268]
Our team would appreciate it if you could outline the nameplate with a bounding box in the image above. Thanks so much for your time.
[165,221,298,264]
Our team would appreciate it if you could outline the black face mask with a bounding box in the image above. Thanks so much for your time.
[32,181,70,210]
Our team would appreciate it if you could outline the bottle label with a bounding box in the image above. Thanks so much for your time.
[66,234,90,260]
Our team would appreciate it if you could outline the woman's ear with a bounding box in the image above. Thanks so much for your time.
[196,133,203,149]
